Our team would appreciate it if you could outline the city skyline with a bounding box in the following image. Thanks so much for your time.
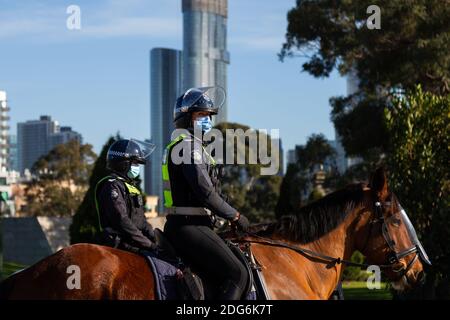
[0,0,346,159]
[17,115,83,174]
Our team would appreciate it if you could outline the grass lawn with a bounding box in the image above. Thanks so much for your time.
[342,281,393,300]
[1,261,28,280]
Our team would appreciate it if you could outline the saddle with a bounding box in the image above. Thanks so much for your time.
[148,228,270,300]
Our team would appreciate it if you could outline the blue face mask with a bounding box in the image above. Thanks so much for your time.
[127,164,140,179]
[194,116,212,133]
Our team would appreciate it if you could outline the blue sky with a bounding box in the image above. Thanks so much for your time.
[0,0,346,159]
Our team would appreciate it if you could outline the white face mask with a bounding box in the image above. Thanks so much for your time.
[127,164,140,179]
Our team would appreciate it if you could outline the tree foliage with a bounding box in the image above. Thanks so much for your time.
[213,123,282,222]
[275,163,306,218]
[25,140,96,217]
[70,136,118,244]
[385,86,450,298]
[296,133,335,170]
[281,0,450,157]
[275,134,336,218]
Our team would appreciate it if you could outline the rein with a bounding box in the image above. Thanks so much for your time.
[236,231,393,270]
[231,191,423,280]
[234,198,419,274]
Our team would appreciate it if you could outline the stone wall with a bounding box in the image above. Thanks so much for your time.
[1,216,167,266]
[1,217,53,265]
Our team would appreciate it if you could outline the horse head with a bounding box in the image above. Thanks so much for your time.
[355,167,430,291]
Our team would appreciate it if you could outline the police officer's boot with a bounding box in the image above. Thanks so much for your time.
[216,280,243,300]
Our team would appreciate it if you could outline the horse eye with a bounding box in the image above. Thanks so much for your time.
[391,218,401,226]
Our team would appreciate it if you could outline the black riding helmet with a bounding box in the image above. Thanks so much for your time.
[107,139,152,174]
[173,87,225,129]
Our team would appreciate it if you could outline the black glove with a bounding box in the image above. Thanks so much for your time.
[234,214,250,232]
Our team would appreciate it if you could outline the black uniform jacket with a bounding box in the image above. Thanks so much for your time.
[97,173,155,250]
[167,134,238,220]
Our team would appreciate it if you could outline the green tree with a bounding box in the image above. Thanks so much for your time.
[243,175,283,222]
[70,136,118,244]
[275,163,306,218]
[280,0,450,158]
[329,157,382,190]
[276,134,336,218]
[342,251,369,281]
[214,122,282,222]
[25,140,96,217]
[385,86,450,298]
[296,133,335,171]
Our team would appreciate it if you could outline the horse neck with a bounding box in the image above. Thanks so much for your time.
[299,208,362,298]
[305,207,362,262]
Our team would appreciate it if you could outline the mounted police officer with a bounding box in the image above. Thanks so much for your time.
[163,87,250,300]
[95,139,158,254]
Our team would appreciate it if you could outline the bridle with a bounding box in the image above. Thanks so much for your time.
[239,195,423,279]
[359,198,420,279]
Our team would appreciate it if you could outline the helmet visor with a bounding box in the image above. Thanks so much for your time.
[126,139,156,163]
[180,86,226,112]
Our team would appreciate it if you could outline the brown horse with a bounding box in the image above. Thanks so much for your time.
[0,167,428,299]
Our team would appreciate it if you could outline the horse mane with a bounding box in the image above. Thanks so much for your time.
[267,183,366,244]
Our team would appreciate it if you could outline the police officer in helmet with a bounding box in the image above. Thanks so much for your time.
[95,139,158,253]
[163,87,250,300]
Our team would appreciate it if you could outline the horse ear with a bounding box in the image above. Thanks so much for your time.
[369,166,389,200]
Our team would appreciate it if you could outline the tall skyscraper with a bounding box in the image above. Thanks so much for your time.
[182,0,230,124]
[17,116,82,174]
[148,1,230,213]
[334,70,363,173]
[147,48,182,213]
[0,91,10,172]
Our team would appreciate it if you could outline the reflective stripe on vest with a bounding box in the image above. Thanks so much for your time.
[162,134,216,208]
[94,175,141,231]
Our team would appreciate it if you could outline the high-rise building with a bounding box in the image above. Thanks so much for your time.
[334,70,363,174]
[182,0,230,124]
[49,126,82,151]
[287,149,297,166]
[17,116,82,174]
[148,1,230,213]
[8,134,18,172]
[18,116,58,174]
[0,91,10,172]
[147,48,182,213]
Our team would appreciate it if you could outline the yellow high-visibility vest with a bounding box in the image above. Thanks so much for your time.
[162,134,216,208]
